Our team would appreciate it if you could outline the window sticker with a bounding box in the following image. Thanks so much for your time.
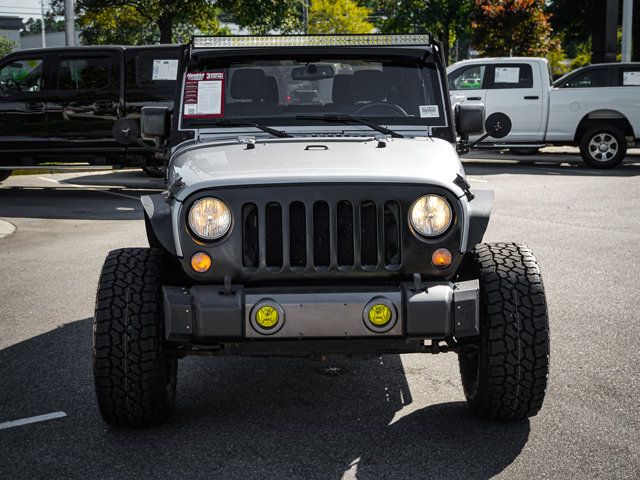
[152,59,179,81]
[494,67,520,84]
[183,72,224,118]
[419,105,440,118]
[622,71,640,86]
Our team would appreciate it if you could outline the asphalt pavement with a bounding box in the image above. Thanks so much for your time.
[0,150,639,479]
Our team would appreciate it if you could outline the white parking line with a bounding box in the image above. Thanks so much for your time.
[37,176,139,200]
[466,177,488,183]
[0,411,67,430]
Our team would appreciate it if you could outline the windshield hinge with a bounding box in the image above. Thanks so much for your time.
[454,174,475,201]
[238,136,257,150]
[168,176,185,198]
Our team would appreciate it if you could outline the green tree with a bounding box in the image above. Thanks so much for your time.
[223,0,302,34]
[0,35,17,57]
[55,0,226,44]
[378,0,473,64]
[22,12,65,35]
[308,0,373,34]
[471,0,559,57]
[546,0,592,58]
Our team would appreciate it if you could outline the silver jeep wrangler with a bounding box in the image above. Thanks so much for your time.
[97,34,549,427]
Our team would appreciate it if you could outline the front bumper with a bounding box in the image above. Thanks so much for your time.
[163,280,479,346]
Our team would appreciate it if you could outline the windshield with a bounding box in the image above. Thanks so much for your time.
[180,52,446,129]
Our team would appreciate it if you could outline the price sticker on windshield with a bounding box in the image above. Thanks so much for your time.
[183,72,225,118]
[419,105,440,118]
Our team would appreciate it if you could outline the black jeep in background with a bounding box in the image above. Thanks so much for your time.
[0,44,182,181]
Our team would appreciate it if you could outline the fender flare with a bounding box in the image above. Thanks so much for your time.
[466,189,494,249]
[141,194,177,256]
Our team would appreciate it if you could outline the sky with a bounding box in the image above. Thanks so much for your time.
[0,1,51,22]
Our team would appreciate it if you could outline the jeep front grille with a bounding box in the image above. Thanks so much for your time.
[243,199,402,271]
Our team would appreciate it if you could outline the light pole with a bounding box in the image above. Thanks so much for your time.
[40,0,46,48]
[64,0,75,46]
[622,0,633,62]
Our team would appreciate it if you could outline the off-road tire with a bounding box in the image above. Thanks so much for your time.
[0,170,12,182]
[458,243,549,420]
[93,248,177,427]
[579,126,627,169]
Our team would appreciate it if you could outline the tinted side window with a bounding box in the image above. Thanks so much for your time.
[562,68,608,88]
[618,67,640,87]
[0,58,44,93]
[57,56,115,91]
[126,51,180,90]
[448,65,486,90]
[487,64,533,89]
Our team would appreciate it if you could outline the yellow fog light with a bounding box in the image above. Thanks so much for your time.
[363,298,397,333]
[368,304,392,326]
[431,248,452,268]
[191,252,212,273]
[250,300,285,335]
[256,306,279,328]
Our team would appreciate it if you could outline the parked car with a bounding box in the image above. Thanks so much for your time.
[0,44,182,181]
[94,34,550,427]
[447,58,640,168]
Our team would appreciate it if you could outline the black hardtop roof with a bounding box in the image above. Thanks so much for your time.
[10,44,182,56]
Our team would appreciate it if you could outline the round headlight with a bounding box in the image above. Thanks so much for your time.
[410,195,452,237]
[188,197,232,240]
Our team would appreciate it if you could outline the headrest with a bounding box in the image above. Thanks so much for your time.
[352,70,388,102]
[231,69,267,100]
[332,74,354,104]
[264,75,279,104]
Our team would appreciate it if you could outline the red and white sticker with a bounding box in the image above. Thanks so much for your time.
[183,72,225,118]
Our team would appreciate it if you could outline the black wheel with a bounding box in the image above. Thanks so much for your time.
[458,243,549,420]
[579,126,627,169]
[509,147,539,155]
[142,164,165,178]
[93,248,177,427]
[0,170,12,182]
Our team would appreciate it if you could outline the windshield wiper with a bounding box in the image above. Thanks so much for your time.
[295,114,404,138]
[214,119,292,138]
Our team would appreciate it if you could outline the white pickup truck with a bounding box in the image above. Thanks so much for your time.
[447,58,640,168]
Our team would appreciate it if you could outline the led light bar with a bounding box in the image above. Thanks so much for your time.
[192,34,431,49]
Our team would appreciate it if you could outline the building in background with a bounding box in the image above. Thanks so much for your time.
[21,31,81,49]
[0,16,22,50]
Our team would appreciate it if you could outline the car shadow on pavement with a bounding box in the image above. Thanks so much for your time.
[0,319,530,480]
[58,170,166,190]
[462,154,640,177]
[464,160,640,177]
[0,187,147,221]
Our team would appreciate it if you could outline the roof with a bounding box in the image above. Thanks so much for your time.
[0,16,23,30]
[12,44,181,55]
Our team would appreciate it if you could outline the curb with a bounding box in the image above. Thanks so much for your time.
[0,219,16,239]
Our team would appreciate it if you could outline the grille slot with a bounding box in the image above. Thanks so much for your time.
[244,198,402,272]
[384,201,401,267]
[360,201,378,267]
[336,201,354,267]
[313,201,330,267]
[265,202,283,268]
[289,202,307,268]
[242,203,259,268]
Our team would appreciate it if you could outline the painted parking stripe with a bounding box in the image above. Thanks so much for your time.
[0,411,67,430]
[466,177,488,183]
[37,176,139,200]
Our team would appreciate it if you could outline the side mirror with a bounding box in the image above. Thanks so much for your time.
[112,117,139,145]
[455,104,485,136]
[456,108,513,154]
[484,112,512,139]
[141,106,170,143]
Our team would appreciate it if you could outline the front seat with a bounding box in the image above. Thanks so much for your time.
[226,69,279,117]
